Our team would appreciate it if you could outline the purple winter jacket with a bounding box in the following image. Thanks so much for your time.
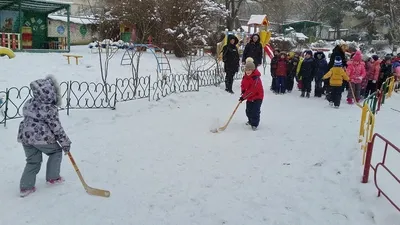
[17,76,71,147]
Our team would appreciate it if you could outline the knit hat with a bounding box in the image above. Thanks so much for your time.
[304,50,313,56]
[245,57,254,63]
[372,55,379,61]
[334,56,342,66]
[245,61,256,71]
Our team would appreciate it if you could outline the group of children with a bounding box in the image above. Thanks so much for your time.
[268,48,400,108]
[236,48,400,133]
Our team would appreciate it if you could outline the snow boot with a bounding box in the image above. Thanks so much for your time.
[47,177,65,185]
[245,121,250,126]
[347,98,353,104]
[20,187,36,198]
[306,92,310,98]
[251,126,257,131]
[329,101,334,106]
[300,92,305,97]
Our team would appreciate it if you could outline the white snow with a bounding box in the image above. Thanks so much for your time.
[48,15,98,25]
[0,46,399,224]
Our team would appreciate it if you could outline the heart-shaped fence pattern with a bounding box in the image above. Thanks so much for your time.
[1,69,227,126]
[67,81,117,109]
[2,86,32,121]
[152,75,176,101]
[174,74,199,92]
[115,76,151,102]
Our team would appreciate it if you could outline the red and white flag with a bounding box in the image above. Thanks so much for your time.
[264,44,274,59]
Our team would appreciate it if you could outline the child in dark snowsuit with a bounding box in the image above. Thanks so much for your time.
[286,53,298,92]
[322,56,350,108]
[270,49,280,93]
[240,61,264,131]
[378,56,393,90]
[313,51,328,97]
[298,50,315,98]
[17,76,71,197]
[222,35,240,93]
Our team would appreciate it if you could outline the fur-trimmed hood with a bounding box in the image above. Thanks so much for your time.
[30,75,62,106]
[227,35,239,45]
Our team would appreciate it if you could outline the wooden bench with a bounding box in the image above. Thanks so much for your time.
[63,54,83,65]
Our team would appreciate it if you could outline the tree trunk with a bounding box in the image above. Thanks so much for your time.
[336,27,341,39]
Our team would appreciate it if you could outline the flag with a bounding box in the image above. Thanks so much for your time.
[264,44,274,59]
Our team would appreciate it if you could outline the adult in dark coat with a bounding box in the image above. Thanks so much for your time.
[326,43,348,96]
[328,45,347,69]
[222,35,240,93]
[242,34,263,67]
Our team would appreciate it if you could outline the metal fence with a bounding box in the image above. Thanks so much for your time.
[0,67,243,126]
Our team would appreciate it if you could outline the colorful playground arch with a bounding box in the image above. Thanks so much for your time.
[0,47,15,59]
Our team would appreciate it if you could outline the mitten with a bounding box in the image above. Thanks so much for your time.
[239,97,244,102]
[62,145,71,154]
[372,80,377,83]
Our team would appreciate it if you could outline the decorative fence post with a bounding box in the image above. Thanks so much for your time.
[66,81,71,116]
[3,89,9,127]
[148,76,151,102]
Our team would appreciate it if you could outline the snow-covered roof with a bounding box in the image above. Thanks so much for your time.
[328,28,349,32]
[295,32,308,39]
[247,15,268,25]
[43,0,73,4]
[48,15,98,25]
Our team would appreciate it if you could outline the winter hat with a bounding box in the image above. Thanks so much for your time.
[334,56,342,66]
[353,50,362,61]
[245,61,256,71]
[304,50,313,56]
[384,55,392,61]
[245,57,254,63]
[372,55,379,61]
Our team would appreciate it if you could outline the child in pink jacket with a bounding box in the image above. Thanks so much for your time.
[346,51,366,104]
[365,55,382,97]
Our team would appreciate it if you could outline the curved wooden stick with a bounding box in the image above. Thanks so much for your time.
[67,152,111,198]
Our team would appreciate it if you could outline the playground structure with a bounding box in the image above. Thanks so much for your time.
[0,0,71,52]
[0,47,15,58]
[120,44,172,80]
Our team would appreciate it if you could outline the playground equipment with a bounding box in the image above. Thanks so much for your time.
[0,47,15,58]
[120,44,172,80]
[63,54,83,65]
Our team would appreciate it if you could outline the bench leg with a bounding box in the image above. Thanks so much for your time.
[75,57,79,65]
[67,57,70,64]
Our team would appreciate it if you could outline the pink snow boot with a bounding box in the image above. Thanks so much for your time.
[47,177,65,185]
[20,187,36,198]
[347,98,353,104]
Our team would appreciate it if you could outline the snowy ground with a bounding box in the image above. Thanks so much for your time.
[0,46,399,225]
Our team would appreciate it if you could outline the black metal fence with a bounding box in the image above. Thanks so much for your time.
[0,67,243,126]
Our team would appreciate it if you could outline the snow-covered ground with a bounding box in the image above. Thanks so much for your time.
[0,46,399,225]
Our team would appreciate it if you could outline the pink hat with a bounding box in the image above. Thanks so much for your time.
[353,50,362,61]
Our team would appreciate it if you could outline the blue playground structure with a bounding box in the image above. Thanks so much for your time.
[120,44,172,79]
